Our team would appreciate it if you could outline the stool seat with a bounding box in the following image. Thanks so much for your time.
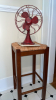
[11,41,47,52]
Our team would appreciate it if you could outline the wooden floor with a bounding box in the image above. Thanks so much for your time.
[51,56,56,89]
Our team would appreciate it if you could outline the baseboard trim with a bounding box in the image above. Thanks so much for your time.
[0,67,41,92]
[0,76,13,92]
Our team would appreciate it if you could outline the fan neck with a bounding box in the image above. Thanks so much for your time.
[21,30,34,45]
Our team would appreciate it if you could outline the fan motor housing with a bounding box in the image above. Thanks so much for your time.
[26,17,32,25]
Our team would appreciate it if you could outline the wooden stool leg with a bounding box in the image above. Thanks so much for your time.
[16,50,22,100]
[12,47,16,89]
[32,55,36,84]
[42,47,49,100]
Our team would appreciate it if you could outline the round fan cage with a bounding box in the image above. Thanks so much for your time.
[15,5,43,35]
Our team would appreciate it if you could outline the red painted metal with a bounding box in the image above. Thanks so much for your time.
[22,16,38,31]
[32,16,38,24]
[21,12,29,18]
[26,17,32,25]
[15,5,43,45]
[21,30,34,45]
[23,23,30,30]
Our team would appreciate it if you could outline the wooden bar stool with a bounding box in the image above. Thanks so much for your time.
[11,41,49,100]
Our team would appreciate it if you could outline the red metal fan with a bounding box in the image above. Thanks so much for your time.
[15,5,43,45]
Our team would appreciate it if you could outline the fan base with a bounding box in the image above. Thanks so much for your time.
[21,42,34,45]
[21,30,35,45]
[18,42,40,47]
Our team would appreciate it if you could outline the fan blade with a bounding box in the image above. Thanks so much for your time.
[23,23,30,30]
[21,12,29,18]
[32,16,38,24]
